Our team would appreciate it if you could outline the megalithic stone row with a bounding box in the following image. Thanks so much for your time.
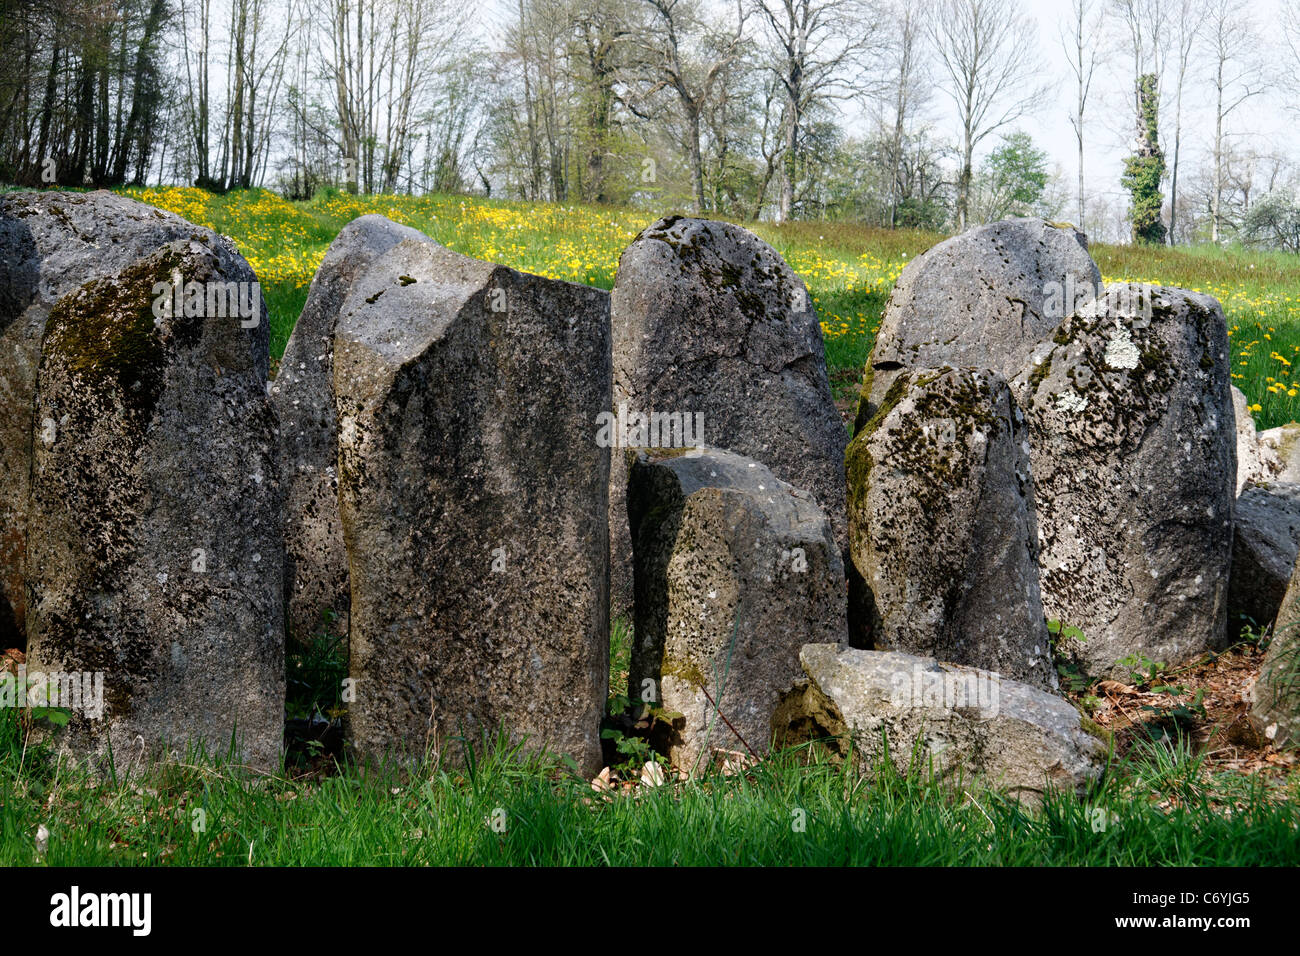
[24,238,284,774]
[273,214,434,645]
[857,217,1102,431]
[609,217,847,614]
[334,238,611,774]
[845,366,1056,691]
[0,190,235,649]
[626,448,847,769]
[1011,284,1235,678]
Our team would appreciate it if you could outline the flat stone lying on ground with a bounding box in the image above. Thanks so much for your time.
[609,216,846,614]
[24,238,284,774]
[273,214,434,645]
[774,644,1104,799]
[334,237,611,774]
[1011,284,1235,678]
[846,366,1055,690]
[626,447,846,769]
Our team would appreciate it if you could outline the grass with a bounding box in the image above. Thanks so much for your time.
[117,185,1300,428]
[3,702,1297,866]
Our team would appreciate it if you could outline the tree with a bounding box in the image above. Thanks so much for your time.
[971,131,1049,223]
[1166,0,1201,244]
[751,0,882,222]
[1204,0,1265,242]
[1242,189,1300,254]
[1060,0,1099,228]
[634,0,748,213]
[1122,72,1166,244]
[928,0,1049,230]
[879,0,929,228]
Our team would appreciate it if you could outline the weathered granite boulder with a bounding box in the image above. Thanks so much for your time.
[0,190,234,648]
[1011,284,1234,677]
[24,239,284,774]
[856,217,1102,430]
[335,238,610,773]
[774,645,1104,799]
[1253,556,1300,748]
[610,217,847,613]
[273,215,433,644]
[845,366,1055,690]
[1227,483,1300,637]
[626,448,847,769]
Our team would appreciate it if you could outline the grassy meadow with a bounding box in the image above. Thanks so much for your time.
[121,185,1300,428]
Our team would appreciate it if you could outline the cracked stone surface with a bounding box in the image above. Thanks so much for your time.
[856,217,1101,431]
[774,644,1104,800]
[1011,284,1234,677]
[609,216,846,614]
[273,214,434,645]
[626,447,846,769]
[24,239,283,775]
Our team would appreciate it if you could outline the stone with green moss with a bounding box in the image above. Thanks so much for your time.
[1010,284,1234,679]
[24,238,283,777]
[0,190,251,651]
[858,217,1102,427]
[846,366,1055,691]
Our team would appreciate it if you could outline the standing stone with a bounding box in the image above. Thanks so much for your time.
[1253,556,1300,748]
[273,215,433,644]
[857,217,1102,431]
[627,448,847,769]
[1232,385,1265,493]
[0,190,231,649]
[1011,284,1235,677]
[24,239,283,774]
[846,366,1055,690]
[335,238,610,773]
[1228,483,1300,638]
[610,217,847,614]
[774,645,1104,799]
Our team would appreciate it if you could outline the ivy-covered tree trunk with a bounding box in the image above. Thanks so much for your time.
[1122,72,1167,246]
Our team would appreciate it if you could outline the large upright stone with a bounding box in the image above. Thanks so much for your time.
[846,366,1055,691]
[335,238,610,773]
[273,215,433,644]
[24,239,284,774]
[627,448,846,769]
[0,190,230,648]
[857,217,1102,430]
[1253,557,1300,748]
[610,216,847,612]
[774,645,1104,799]
[1227,483,1300,637]
[1011,284,1235,677]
